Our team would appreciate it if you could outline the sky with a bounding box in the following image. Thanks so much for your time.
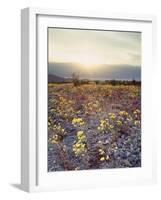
[48,28,141,67]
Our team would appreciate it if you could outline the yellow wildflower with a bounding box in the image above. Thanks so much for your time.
[98,148,105,155]
[100,120,106,124]
[51,134,59,144]
[80,121,85,125]
[100,157,105,161]
[77,131,86,140]
[127,117,133,121]
[119,111,128,116]
[134,120,141,126]
[73,142,86,155]
[98,119,109,131]
[106,155,110,160]
[109,125,114,129]
[133,109,140,115]
[117,120,122,126]
[109,113,116,120]
[72,118,85,125]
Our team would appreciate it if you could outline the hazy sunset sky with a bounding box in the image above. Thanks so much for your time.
[48,28,141,67]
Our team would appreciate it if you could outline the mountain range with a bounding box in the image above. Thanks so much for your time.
[48,62,141,81]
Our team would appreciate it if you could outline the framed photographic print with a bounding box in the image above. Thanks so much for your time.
[21,8,156,192]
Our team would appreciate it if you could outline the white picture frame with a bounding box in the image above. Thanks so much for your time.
[21,7,157,192]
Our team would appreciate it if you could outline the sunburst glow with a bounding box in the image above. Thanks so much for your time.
[76,54,102,67]
[48,28,141,68]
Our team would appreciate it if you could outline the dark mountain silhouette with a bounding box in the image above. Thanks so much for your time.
[48,62,141,81]
[48,74,67,83]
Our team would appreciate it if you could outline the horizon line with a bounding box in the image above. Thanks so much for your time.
[48,61,141,67]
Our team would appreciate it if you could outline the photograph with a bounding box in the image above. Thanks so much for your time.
[48,27,141,172]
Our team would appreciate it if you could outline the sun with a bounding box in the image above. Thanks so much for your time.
[76,54,101,67]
